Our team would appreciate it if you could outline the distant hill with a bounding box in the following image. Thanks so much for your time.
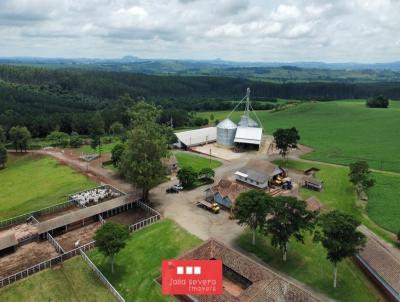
[1,56,400,82]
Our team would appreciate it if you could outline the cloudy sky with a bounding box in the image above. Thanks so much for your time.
[0,0,399,62]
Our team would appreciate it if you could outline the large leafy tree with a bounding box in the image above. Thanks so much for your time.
[349,161,375,193]
[94,222,129,273]
[89,112,105,154]
[198,167,215,180]
[273,127,300,160]
[119,101,169,201]
[109,121,125,141]
[177,167,198,188]
[9,126,31,152]
[314,210,366,288]
[264,196,315,261]
[0,126,5,144]
[234,190,272,245]
[0,143,7,169]
[111,143,126,167]
[46,131,70,148]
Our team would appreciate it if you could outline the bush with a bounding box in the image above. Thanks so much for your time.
[111,143,125,166]
[366,96,389,108]
[177,167,198,188]
[70,132,83,148]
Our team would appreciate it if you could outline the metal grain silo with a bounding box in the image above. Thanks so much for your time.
[217,118,237,146]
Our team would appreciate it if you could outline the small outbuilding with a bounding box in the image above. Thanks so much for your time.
[235,159,287,189]
[205,179,248,209]
[303,176,323,191]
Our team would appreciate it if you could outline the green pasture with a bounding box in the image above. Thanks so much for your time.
[0,154,95,219]
[238,231,384,302]
[89,219,201,302]
[198,100,400,172]
[174,151,222,172]
[78,141,119,155]
[0,257,117,302]
[275,159,400,237]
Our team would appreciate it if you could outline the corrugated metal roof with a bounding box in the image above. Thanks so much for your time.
[238,115,258,127]
[217,118,237,129]
[234,126,262,145]
[37,195,133,234]
[0,230,18,250]
[175,127,217,147]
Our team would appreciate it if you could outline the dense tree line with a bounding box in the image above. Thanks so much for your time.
[1,65,400,138]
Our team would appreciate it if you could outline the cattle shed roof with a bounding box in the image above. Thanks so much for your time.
[37,195,134,234]
[0,230,18,250]
[234,126,262,145]
[175,127,217,147]
[238,159,285,183]
[177,239,322,302]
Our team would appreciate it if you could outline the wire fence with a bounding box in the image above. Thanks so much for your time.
[80,250,125,302]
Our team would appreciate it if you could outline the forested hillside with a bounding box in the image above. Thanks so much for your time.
[1,65,400,137]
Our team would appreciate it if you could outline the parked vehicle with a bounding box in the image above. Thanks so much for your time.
[172,184,183,190]
[196,200,220,214]
[166,187,179,194]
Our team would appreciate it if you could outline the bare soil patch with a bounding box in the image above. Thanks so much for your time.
[55,222,101,251]
[105,207,152,225]
[0,241,58,278]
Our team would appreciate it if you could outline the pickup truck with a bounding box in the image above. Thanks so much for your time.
[196,200,220,214]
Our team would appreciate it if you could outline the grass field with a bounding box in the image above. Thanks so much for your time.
[367,172,400,233]
[78,141,119,155]
[198,100,400,172]
[0,154,96,219]
[89,219,201,302]
[0,257,117,302]
[274,159,400,236]
[174,151,222,172]
[238,231,384,302]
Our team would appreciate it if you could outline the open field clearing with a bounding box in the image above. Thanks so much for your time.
[89,219,201,302]
[0,257,117,302]
[238,231,385,302]
[0,154,95,220]
[198,100,400,172]
[78,141,119,155]
[174,151,222,172]
[274,159,400,237]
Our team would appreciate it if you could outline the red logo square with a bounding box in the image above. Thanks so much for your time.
[162,259,223,295]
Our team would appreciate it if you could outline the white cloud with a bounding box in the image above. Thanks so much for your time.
[0,0,399,62]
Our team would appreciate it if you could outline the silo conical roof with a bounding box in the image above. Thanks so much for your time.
[217,118,237,129]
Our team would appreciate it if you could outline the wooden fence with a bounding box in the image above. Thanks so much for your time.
[0,241,95,288]
[47,232,65,254]
[80,250,125,302]
[129,214,161,232]
[0,200,74,229]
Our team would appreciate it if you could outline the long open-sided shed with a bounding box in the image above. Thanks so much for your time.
[174,127,217,148]
[37,195,135,235]
[0,231,18,255]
